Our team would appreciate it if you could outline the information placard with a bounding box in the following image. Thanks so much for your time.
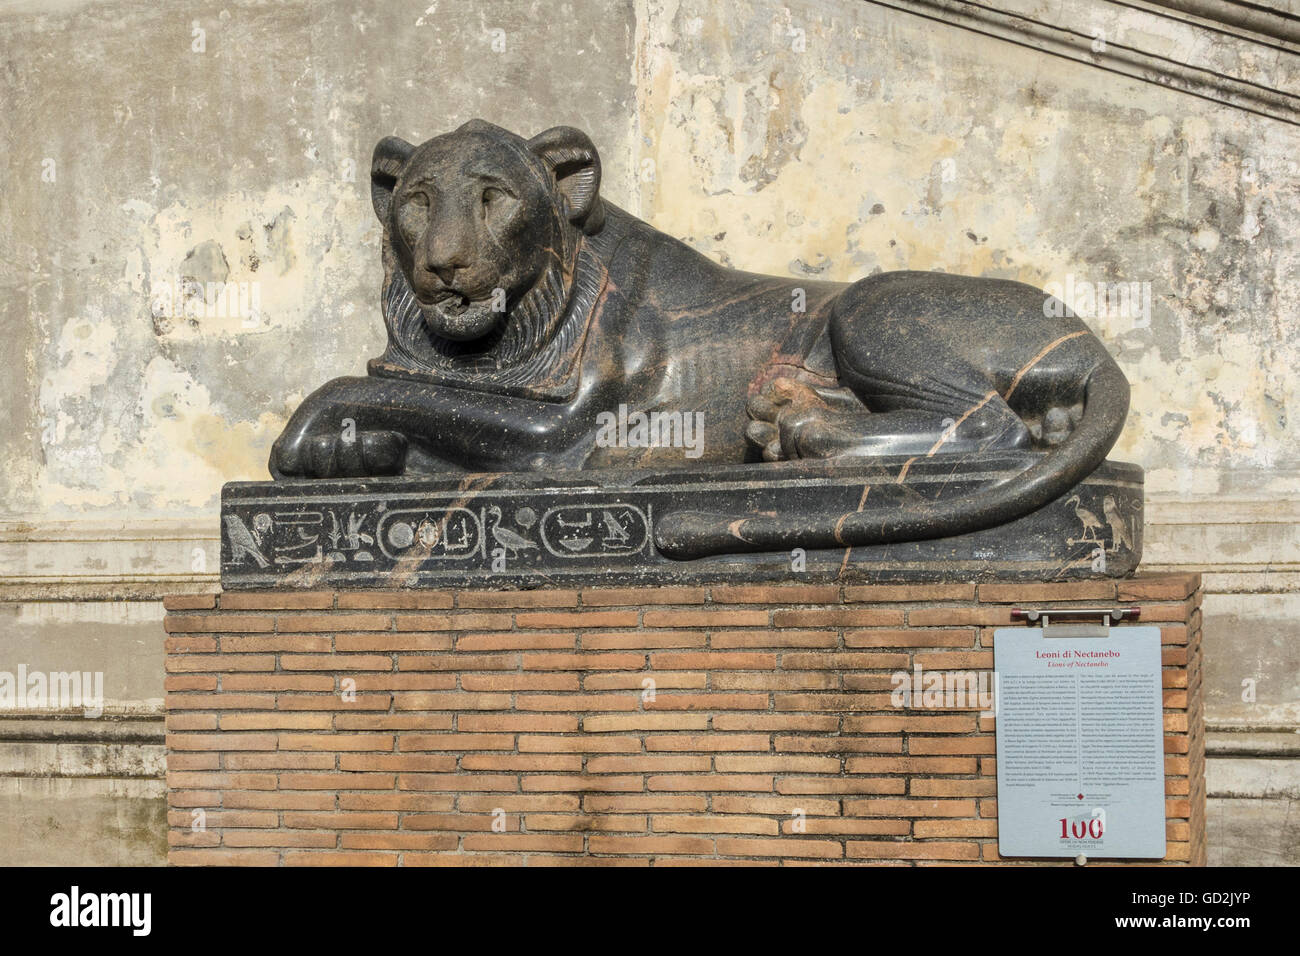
[994,625,1166,859]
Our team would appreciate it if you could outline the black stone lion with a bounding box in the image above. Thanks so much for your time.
[269,120,1129,559]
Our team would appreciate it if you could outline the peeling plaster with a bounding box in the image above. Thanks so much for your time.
[634,0,1300,502]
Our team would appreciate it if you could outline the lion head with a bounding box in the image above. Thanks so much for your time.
[369,120,605,372]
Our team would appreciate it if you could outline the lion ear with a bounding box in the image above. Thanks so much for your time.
[371,136,415,222]
[527,126,604,234]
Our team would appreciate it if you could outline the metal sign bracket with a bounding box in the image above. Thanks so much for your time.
[1011,606,1141,638]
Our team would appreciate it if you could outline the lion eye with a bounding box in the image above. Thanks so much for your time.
[482,187,504,205]
[396,195,429,244]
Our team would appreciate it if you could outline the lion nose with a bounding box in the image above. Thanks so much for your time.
[421,245,473,288]
[420,222,473,288]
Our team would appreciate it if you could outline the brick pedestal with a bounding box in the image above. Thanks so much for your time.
[164,573,1204,866]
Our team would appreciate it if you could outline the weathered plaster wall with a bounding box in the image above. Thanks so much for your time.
[1,0,636,519]
[635,0,1298,501]
[0,0,1295,864]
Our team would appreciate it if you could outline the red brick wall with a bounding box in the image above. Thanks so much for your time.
[164,574,1204,866]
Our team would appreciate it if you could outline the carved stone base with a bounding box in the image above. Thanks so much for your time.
[220,454,1143,590]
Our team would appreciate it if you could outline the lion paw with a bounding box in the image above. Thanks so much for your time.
[745,377,867,462]
[270,430,408,479]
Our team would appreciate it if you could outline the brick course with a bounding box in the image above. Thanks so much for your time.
[164,573,1205,866]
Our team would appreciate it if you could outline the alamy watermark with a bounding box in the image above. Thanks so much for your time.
[1043,273,1151,329]
[150,276,264,326]
[890,663,997,717]
[49,886,150,936]
[594,404,705,459]
[0,666,104,718]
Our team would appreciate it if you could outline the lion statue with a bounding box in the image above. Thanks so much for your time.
[269,120,1129,559]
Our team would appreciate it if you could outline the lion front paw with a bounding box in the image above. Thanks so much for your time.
[745,377,868,462]
[270,429,408,479]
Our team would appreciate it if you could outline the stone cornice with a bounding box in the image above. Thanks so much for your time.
[864,0,1300,125]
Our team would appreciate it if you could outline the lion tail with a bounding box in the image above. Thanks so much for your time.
[653,361,1130,559]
